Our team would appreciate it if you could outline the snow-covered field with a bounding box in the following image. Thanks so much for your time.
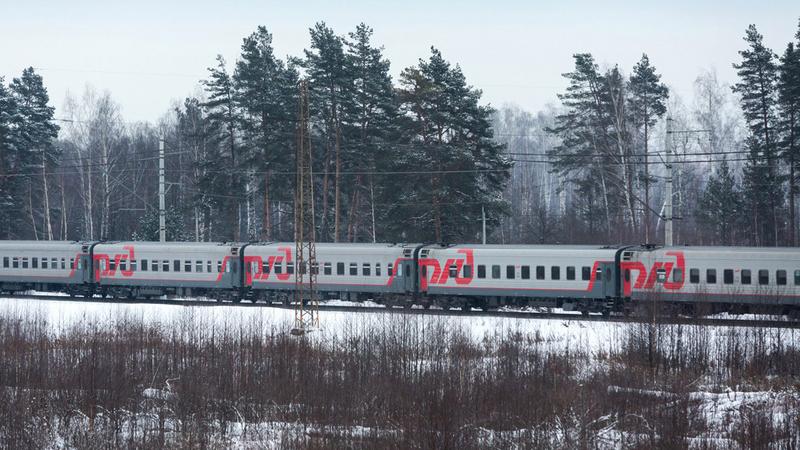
[2,297,799,449]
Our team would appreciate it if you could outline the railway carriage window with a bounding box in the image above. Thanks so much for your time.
[421,265,427,277]
[120,260,127,272]
[299,263,307,275]
[207,261,212,273]
[22,258,28,269]
[163,261,170,272]
[388,263,393,276]
[363,263,371,276]
[690,269,699,284]
[477,265,486,279]
[521,266,530,280]
[324,262,332,276]
[350,263,358,276]
[2,257,7,268]
[196,261,203,273]
[537,266,546,280]
[185,261,192,272]
[375,263,381,277]
[795,270,800,285]
[61,258,66,270]
[741,269,751,284]
[552,266,561,280]
[110,260,116,271]
[758,270,769,285]
[452,265,460,278]
[337,262,345,275]
[173,260,180,272]
[463,265,472,278]
[567,266,576,281]
[673,268,683,283]
[131,260,137,272]
[723,269,734,284]
[141,260,148,271]
[42,258,48,269]
[274,262,282,274]
[777,270,787,286]
[506,265,515,279]
[262,261,270,274]
[706,269,717,284]
[287,263,294,275]
[582,266,591,281]
[12,257,19,269]
[152,261,158,272]
[32,257,38,269]
[312,262,319,275]
[625,270,631,282]
[492,265,501,279]
[217,261,222,273]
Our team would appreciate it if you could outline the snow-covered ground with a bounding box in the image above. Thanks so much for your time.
[3,297,800,448]
[3,296,800,363]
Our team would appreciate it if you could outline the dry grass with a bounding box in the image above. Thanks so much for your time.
[0,309,797,449]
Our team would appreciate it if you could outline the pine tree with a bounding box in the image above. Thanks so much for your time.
[778,21,800,245]
[393,47,510,242]
[628,54,669,243]
[233,26,299,240]
[732,24,782,245]
[202,56,242,241]
[343,23,398,242]
[0,78,22,238]
[10,68,60,240]
[696,158,741,244]
[175,97,218,241]
[304,22,352,242]
[546,54,631,240]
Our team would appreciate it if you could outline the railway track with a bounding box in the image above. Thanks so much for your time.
[1,292,800,330]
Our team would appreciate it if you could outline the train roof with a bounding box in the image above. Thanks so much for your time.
[448,244,621,250]
[0,240,86,250]
[649,246,800,254]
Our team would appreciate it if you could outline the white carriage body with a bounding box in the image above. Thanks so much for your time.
[93,242,239,289]
[421,245,619,299]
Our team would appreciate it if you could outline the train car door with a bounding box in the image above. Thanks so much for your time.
[598,261,616,298]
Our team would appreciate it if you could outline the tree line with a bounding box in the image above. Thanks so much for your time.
[1,20,799,246]
[498,19,800,247]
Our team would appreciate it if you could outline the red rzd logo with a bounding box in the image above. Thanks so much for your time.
[620,251,686,296]
[419,249,474,289]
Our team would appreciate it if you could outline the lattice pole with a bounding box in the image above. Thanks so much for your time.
[291,80,319,335]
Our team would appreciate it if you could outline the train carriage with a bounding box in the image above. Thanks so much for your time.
[243,243,416,303]
[625,246,800,315]
[0,240,92,295]
[419,244,623,311]
[92,241,241,299]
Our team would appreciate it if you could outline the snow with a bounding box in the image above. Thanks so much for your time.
[3,296,800,448]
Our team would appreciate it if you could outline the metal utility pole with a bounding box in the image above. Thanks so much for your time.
[482,206,487,245]
[291,80,319,336]
[662,119,710,247]
[158,138,166,243]
[664,117,673,247]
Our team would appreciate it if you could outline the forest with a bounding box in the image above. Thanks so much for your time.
[0,20,799,246]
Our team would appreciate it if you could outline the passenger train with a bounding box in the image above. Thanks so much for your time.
[1,240,799,317]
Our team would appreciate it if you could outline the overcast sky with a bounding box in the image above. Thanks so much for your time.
[1,0,798,123]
